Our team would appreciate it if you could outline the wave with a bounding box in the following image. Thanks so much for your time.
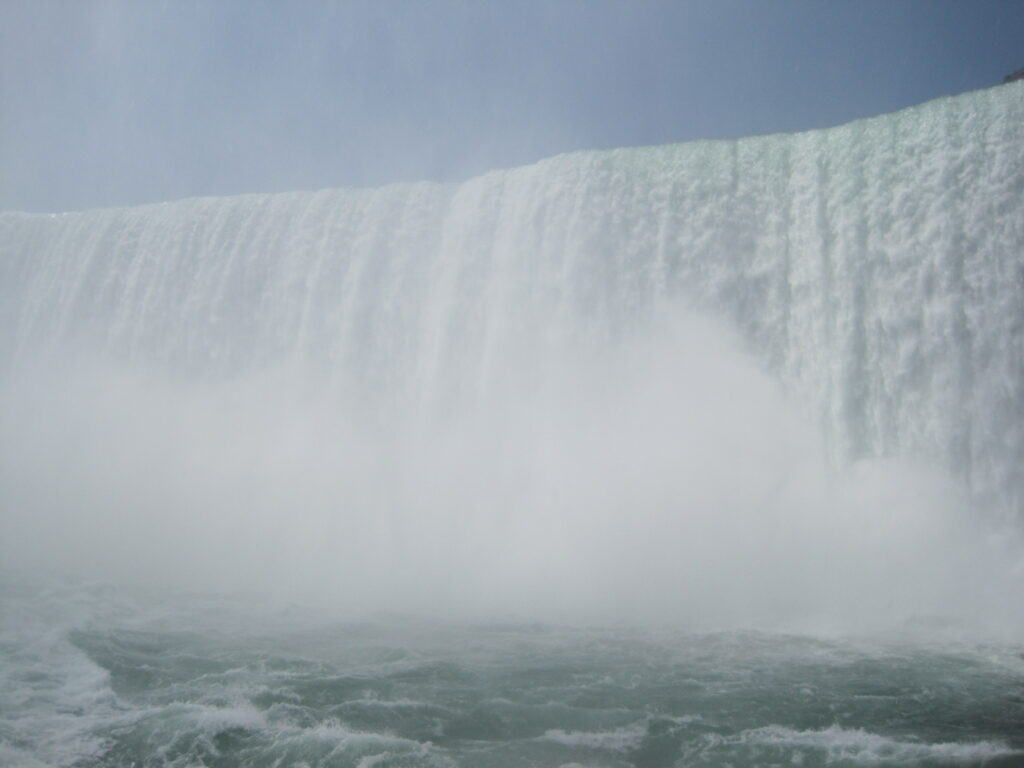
[736,724,1021,765]
[540,722,649,752]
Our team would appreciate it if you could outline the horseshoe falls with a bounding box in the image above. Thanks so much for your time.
[4,85,1024,514]
[3,86,1024,768]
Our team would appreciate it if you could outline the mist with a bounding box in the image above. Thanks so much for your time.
[4,88,1024,633]
[3,302,1015,632]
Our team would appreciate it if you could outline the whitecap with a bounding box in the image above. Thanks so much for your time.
[737,724,1020,765]
[540,722,647,752]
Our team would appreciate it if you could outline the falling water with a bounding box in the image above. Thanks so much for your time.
[3,84,1022,511]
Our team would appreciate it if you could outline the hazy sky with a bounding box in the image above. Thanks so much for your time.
[3,0,1023,213]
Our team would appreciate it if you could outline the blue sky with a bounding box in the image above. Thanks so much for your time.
[3,0,1023,212]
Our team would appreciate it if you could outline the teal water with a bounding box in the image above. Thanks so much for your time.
[2,580,1022,768]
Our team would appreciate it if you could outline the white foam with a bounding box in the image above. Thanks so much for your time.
[0,583,124,766]
[540,722,648,752]
[338,697,444,711]
[737,724,1021,765]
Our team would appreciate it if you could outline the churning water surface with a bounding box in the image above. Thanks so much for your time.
[2,578,1023,768]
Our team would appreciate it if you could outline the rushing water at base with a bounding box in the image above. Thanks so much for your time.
[2,579,1023,768]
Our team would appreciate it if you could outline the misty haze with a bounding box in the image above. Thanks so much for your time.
[2,2,1024,767]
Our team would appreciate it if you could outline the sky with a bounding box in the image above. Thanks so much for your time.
[2,0,1023,213]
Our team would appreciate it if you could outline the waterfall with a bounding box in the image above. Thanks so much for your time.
[4,84,1022,521]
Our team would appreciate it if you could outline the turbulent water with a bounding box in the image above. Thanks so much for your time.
[2,85,1024,766]
[3,579,1024,768]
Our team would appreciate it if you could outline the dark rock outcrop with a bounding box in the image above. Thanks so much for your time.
[1004,68,1024,84]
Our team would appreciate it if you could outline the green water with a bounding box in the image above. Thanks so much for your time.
[2,581,1022,768]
